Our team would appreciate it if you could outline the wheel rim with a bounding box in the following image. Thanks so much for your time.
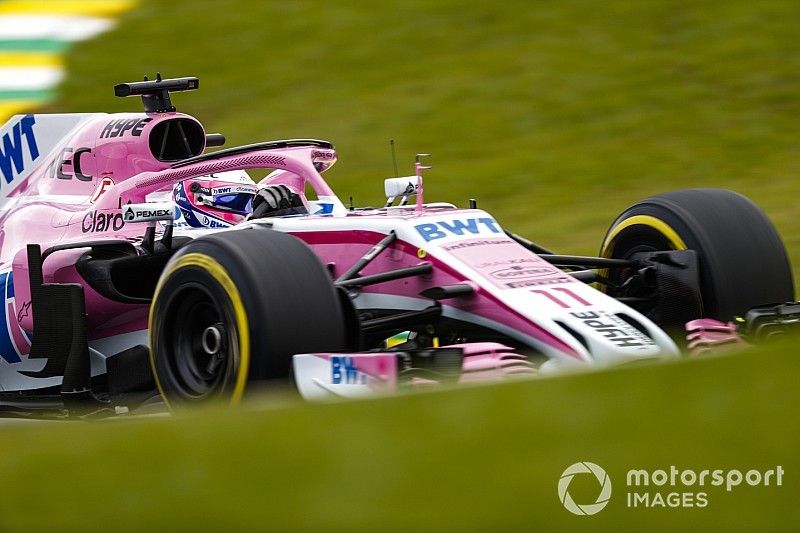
[602,226,677,306]
[162,283,236,400]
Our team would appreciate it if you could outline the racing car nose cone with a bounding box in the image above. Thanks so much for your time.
[202,325,223,355]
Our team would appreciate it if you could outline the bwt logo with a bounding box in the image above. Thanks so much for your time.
[331,356,365,384]
[0,115,39,186]
[415,217,501,242]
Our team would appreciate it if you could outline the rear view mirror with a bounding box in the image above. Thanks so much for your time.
[384,176,420,207]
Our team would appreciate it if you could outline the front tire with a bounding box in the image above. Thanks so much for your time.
[600,188,793,322]
[149,227,347,406]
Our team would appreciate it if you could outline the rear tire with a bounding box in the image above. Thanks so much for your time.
[149,227,346,406]
[600,188,793,321]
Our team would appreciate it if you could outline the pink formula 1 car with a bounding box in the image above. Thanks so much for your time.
[0,77,795,416]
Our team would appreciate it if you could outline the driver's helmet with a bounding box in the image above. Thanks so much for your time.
[173,170,258,228]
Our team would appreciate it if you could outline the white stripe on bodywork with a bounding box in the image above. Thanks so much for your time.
[0,329,148,391]
[351,292,590,363]
[89,329,148,360]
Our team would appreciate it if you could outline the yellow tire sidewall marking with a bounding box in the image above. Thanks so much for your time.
[149,252,250,407]
[598,214,688,291]
[601,214,687,257]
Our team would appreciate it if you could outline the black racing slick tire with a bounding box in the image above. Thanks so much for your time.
[149,227,347,407]
[600,188,793,321]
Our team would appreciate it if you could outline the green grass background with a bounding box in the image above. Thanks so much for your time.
[58,0,800,277]
[2,0,799,530]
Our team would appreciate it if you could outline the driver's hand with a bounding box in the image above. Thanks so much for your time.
[250,185,306,219]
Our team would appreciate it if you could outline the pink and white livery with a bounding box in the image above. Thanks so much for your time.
[0,76,794,415]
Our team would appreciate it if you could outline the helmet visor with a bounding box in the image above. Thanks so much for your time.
[211,193,253,214]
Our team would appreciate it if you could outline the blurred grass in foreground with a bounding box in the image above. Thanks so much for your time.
[0,340,797,531]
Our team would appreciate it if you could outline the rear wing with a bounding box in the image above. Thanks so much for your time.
[0,113,101,209]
